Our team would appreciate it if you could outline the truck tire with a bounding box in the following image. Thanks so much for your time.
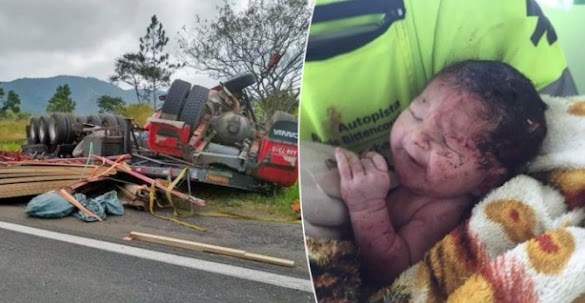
[65,114,78,143]
[223,73,256,93]
[73,116,88,137]
[48,113,69,145]
[179,85,209,136]
[38,116,51,145]
[28,116,40,144]
[115,115,133,154]
[76,115,88,124]
[86,115,102,127]
[101,114,119,128]
[161,79,191,120]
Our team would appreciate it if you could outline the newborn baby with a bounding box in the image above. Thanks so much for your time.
[334,60,548,286]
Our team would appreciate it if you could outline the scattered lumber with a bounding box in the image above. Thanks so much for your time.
[127,231,295,268]
[0,162,116,199]
[1,155,206,224]
[94,155,205,207]
[0,175,82,185]
[0,180,81,199]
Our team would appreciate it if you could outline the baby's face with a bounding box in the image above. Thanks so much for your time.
[390,79,504,198]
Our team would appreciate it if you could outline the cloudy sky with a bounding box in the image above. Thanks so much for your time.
[0,0,248,88]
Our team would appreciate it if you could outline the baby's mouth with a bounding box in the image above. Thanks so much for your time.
[402,147,425,170]
[408,154,425,169]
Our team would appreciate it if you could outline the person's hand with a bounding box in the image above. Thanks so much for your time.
[335,148,391,212]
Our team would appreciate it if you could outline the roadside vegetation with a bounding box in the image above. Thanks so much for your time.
[0,117,27,151]
[189,181,300,221]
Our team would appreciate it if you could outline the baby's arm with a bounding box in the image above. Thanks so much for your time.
[335,148,399,285]
[335,148,464,286]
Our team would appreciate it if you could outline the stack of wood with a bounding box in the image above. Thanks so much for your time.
[0,162,117,199]
[0,155,205,209]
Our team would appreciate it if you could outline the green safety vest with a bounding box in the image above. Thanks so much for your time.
[300,0,570,161]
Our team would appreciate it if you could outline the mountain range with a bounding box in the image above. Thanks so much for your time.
[0,75,163,115]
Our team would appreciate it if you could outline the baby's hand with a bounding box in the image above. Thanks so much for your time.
[335,148,391,212]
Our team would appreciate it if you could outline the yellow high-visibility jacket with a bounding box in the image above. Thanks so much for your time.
[300,0,577,160]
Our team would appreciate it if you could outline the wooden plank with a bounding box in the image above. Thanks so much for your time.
[0,155,125,166]
[0,170,111,179]
[0,172,84,178]
[0,167,116,178]
[0,180,79,199]
[128,231,295,268]
[0,162,99,168]
[0,154,122,204]
[0,167,114,176]
[130,231,245,257]
[0,175,82,185]
[0,164,105,170]
[241,252,296,268]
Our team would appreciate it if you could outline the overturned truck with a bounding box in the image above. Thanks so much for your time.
[22,74,298,192]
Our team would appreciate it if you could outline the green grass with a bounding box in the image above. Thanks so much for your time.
[0,119,27,152]
[172,181,301,221]
[0,140,25,152]
[0,119,27,142]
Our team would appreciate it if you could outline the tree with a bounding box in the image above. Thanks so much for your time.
[140,15,183,110]
[109,53,147,103]
[178,0,311,122]
[253,88,298,122]
[97,95,126,114]
[109,15,182,109]
[46,84,76,113]
[2,90,21,113]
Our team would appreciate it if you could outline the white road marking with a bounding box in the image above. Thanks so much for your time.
[0,221,313,293]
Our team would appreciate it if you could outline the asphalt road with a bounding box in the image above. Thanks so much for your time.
[0,226,314,303]
[0,201,315,303]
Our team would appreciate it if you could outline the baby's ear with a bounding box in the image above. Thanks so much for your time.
[471,166,508,197]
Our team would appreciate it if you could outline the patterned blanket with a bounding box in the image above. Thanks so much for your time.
[306,95,585,303]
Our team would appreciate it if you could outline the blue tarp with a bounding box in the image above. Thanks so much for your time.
[25,190,124,222]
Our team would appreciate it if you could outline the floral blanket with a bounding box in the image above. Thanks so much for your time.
[306,95,585,303]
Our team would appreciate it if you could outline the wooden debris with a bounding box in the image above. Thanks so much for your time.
[94,155,205,207]
[0,162,116,199]
[115,184,148,209]
[0,180,81,199]
[128,231,295,268]
[0,175,82,185]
